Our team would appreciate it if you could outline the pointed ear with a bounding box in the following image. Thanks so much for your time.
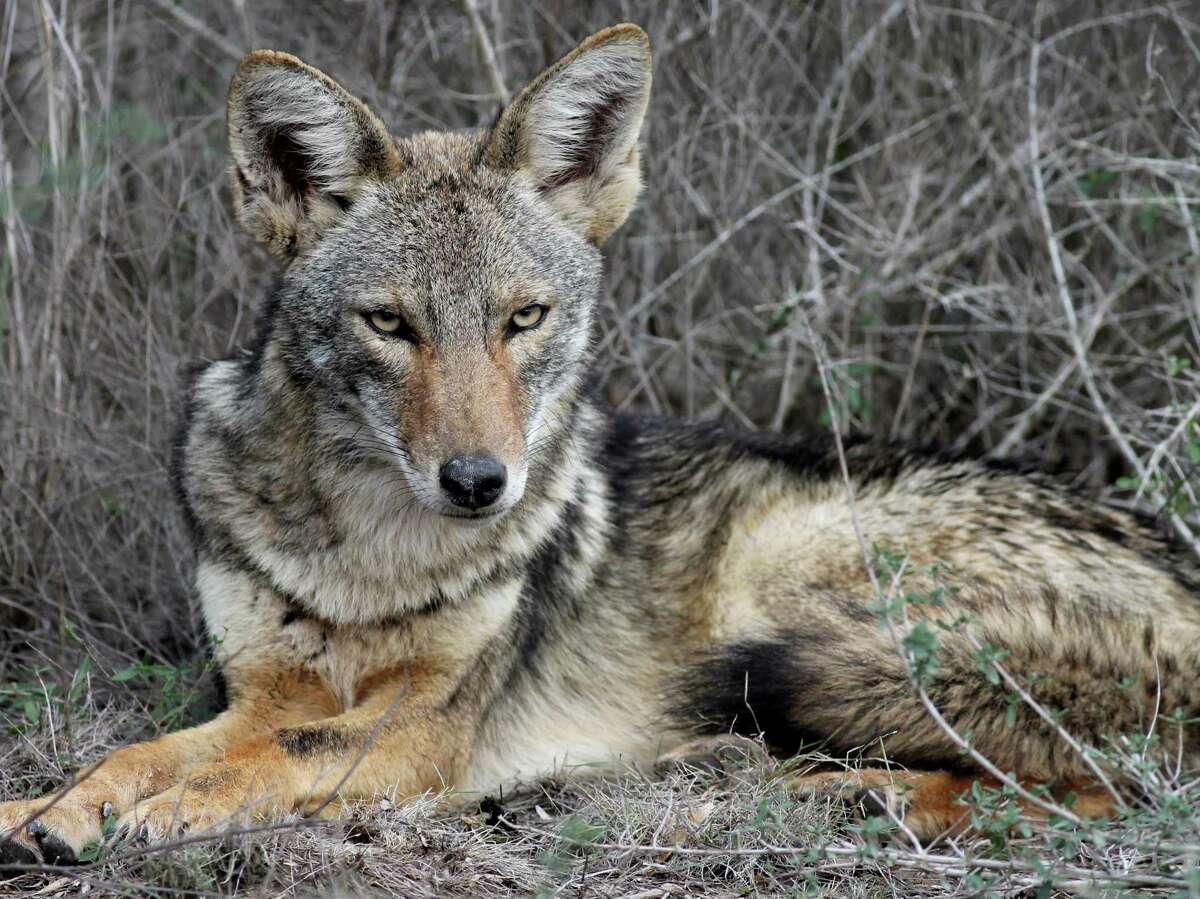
[486,24,651,245]
[227,51,401,259]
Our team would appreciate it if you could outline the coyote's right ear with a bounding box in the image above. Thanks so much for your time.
[227,51,400,259]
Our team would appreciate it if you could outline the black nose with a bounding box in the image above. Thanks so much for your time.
[439,453,507,510]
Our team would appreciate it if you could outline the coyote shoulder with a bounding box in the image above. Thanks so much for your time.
[2,23,1198,865]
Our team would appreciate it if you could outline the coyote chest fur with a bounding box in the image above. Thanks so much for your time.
[2,23,1199,867]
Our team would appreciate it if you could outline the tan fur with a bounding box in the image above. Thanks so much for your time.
[788,769,1118,841]
[116,667,472,841]
[2,23,1198,868]
[398,337,529,485]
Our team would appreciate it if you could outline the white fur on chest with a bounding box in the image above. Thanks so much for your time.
[237,453,571,629]
[196,558,521,711]
[247,471,537,626]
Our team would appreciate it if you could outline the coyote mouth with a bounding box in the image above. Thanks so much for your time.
[440,508,506,526]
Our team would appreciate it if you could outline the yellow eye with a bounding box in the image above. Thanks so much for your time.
[510,304,547,331]
[368,309,403,334]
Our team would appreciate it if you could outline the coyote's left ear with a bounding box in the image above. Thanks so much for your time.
[227,51,400,259]
[487,24,651,245]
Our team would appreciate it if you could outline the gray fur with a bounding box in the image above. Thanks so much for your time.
[1,23,1197,860]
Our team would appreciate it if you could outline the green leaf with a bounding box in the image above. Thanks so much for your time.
[111,665,141,683]
[77,841,102,863]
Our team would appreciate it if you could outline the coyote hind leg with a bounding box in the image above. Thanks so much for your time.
[787,767,1117,841]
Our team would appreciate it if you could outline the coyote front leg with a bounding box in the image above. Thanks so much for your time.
[0,668,337,865]
[116,668,470,843]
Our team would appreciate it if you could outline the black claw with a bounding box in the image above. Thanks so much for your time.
[135,823,148,844]
[26,820,47,838]
[0,837,40,868]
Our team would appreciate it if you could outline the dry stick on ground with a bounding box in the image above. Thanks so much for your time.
[498,816,1192,891]
[1027,17,1200,558]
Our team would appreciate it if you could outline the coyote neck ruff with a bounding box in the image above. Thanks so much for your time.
[3,23,1200,867]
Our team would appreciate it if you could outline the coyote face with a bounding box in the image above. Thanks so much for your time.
[228,31,650,522]
[268,167,602,522]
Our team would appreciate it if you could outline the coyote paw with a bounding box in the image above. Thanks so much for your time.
[787,769,906,811]
[117,789,233,844]
[117,789,240,844]
[116,766,283,844]
[0,796,116,867]
[785,769,965,841]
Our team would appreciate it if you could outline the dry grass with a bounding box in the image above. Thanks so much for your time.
[2,0,1199,895]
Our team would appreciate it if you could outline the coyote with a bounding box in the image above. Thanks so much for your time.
[3,23,1198,865]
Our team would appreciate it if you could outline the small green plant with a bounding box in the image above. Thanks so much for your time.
[112,653,219,732]
[0,104,163,221]
[729,299,796,389]
[1075,167,1118,197]
[748,789,788,839]
[0,657,92,736]
[533,813,606,897]
[1114,406,1200,520]
[816,361,874,428]
[77,811,119,863]
[1167,355,1191,377]
[868,545,967,687]
[1136,199,1163,235]
[966,778,1033,851]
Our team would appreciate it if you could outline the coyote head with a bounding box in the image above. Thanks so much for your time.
[226,26,650,523]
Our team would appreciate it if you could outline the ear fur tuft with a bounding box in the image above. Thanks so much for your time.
[487,24,652,245]
[227,51,400,258]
